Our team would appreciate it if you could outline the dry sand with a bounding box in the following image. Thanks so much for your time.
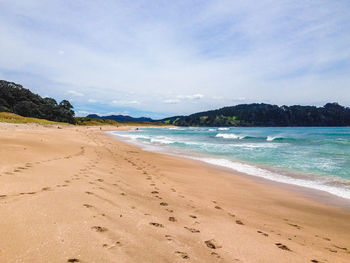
[0,123,349,263]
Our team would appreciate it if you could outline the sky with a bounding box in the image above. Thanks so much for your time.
[0,0,350,119]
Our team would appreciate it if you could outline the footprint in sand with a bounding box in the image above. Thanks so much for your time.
[235,220,244,225]
[189,215,197,219]
[91,226,108,232]
[169,217,177,222]
[149,222,164,228]
[205,239,222,249]
[275,243,292,251]
[175,251,189,259]
[21,191,36,195]
[67,258,80,262]
[160,202,168,206]
[211,252,221,259]
[333,245,348,252]
[287,223,302,230]
[228,212,235,217]
[257,230,269,237]
[315,234,331,241]
[184,227,200,233]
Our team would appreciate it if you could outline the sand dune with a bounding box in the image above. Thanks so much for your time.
[0,123,349,263]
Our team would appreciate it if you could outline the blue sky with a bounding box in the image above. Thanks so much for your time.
[0,0,350,118]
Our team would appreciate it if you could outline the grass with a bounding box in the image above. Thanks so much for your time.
[75,117,171,126]
[75,117,120,126]
[0,113,172,127]
[0,112,69,125]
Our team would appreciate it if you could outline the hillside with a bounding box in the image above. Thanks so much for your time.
[87,114,153,122]
[0,80,76,124]
[163,103,350,127]
[0,112,70,125]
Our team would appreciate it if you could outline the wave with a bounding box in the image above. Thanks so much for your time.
[168,127,183,130]
[216,133,246,139]
[110,133,150,140]
[218,128,230,130]
[216,133,292,142]
[188,157,350,199]
[150,137,175,144]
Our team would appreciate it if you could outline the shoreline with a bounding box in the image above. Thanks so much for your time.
[109,130,350,210]
[1,123,350,262]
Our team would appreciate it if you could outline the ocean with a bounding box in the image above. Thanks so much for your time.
[109,127,350,200]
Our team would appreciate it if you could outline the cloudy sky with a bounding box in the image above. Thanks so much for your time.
[0,0,349,118]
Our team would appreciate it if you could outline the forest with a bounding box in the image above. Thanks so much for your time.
[165,103,350,127]
[0,80,76,124]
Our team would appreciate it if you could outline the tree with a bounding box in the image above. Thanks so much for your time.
[59,100,73,111]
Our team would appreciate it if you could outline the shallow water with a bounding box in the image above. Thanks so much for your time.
[110,127,350,199]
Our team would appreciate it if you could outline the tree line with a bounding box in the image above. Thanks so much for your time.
[167,103,350,127]
[0,80,76,124]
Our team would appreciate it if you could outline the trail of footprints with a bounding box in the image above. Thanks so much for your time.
[2,133,348,262]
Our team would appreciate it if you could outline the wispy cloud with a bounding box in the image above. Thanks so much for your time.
[0,0,349,117]
[112,100,140,106]
[177,94,204,100]
[163,99,180,104]
[67,90,84,97]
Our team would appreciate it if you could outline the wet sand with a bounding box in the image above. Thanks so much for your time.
[0,123,350,263]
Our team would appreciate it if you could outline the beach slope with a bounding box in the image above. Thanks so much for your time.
[0,123,349,263]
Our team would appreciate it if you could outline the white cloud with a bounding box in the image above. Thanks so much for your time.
[75,110,101,116]
[88,99,97,103]
[111,100,140,105]
[177,94,204,100]
[163,99,180,104]
[67,90,84,97]
[0,0,349,117]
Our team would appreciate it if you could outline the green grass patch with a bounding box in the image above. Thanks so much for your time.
[0,112,70,125]
[75,117,169,126]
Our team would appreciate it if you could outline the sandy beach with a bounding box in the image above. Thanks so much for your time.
[0,123,350,263]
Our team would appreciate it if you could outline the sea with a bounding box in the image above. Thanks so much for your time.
[109,127,350,200]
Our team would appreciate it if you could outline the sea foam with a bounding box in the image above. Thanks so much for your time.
[188,157,350,199]
[216,133,245,139]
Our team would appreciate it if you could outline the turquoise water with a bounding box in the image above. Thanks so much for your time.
[110,127,350,199]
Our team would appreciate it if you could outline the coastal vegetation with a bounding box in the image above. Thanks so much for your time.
[87,114,153,122]
[163,103,350,127]
[75,117,164,126]
[1,80,350,127]
[0,112,69,125]
[0,80,76,124]
[75,117,120,126]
